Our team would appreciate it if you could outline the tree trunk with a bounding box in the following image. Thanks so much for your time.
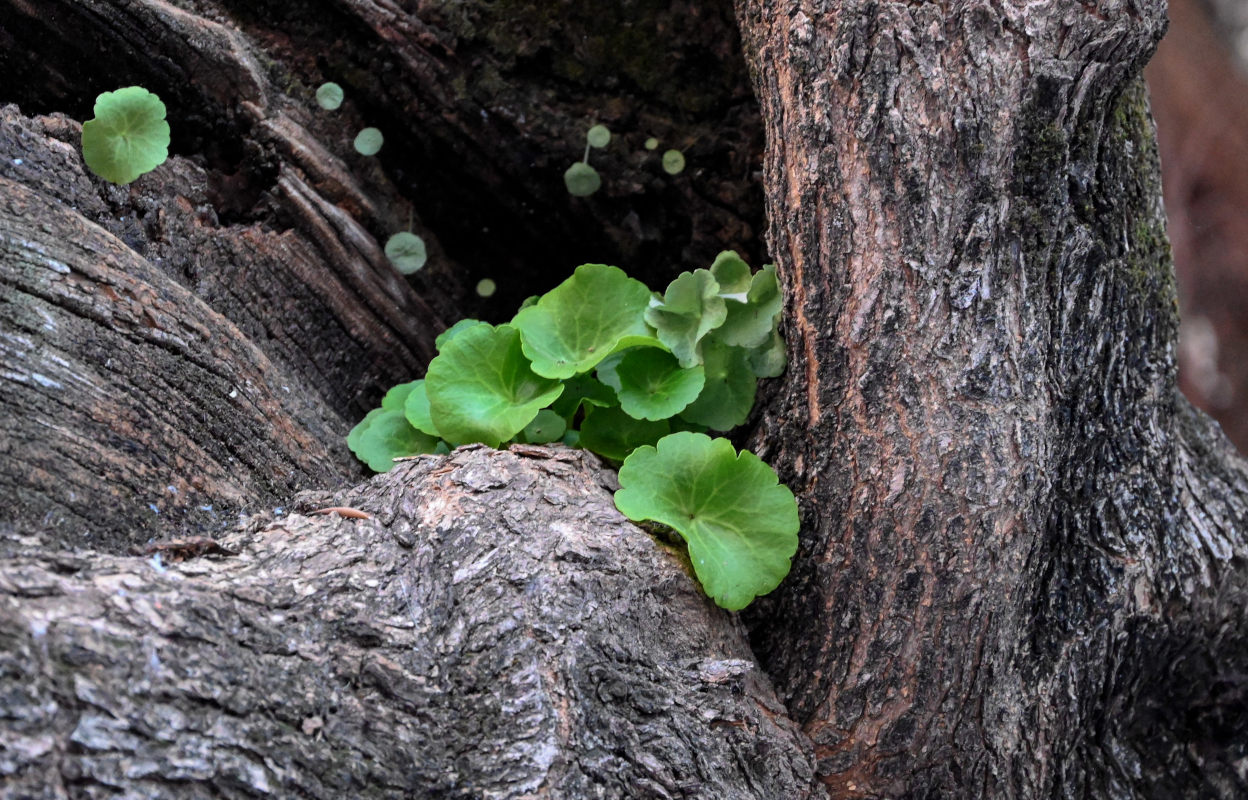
[736,0,1248,796]
[0,446,817,798]
[2,1,1247,799]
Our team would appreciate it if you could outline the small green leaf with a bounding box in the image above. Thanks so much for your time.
[385,232,427,273]
[662,149,686,175]
[746,328,787,378]
[382,380,421,411]
[549,373,617,419]
[578,405,669,461]
[644,269,726,368]
[586,124,611,148]
[564,162,602,196]
[354,127,384,156]
[403,381,439,437]
[717,265,782,348]
[614,432,799,610]
[80,86,170,185]
[476,278,497,297]
[425,323,564,447]
[436,319,486,350]
[644,137,659,151]
[595,352,625,392]
[709,251,752,297]
[679,336,756,431]
[348,408,440,472]
[518,295,540,311]
[512,264,663,379]
[521,410,567,444]
[615,349,705,421]
[315,82,344,110]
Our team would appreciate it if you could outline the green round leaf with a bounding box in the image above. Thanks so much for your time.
[521,410,567,444]
[425,323,564,447]
[348,408,440,472]
[678,336,756,431]
[354,127,384,156]
[564,162,601,196]
[435,319,486,351]
[661,149,686,175]
[512,263,663,379]
[709,251,752,297]
[718,264,782,348]
[586,124,611,148]
[615,349,705,421]
[80,86,170,185]
[403,380,439,437]
[644,137,659,151]
[476,278,497,298]
[315,82,344,110]
[385,232,427,274]
[645,269,727,368]
[578,405,669,461]
[615,432,799,610]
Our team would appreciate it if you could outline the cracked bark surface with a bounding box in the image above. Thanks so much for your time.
[0,446,817,799]
[736,0,1248,796]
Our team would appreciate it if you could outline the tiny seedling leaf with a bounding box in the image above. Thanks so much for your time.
[521,409,567,444]
[644,269,726,368]
[678,336,756,431]
[717,265,782,348]
[662,149,686,175]
[354,127,384,156]
[614,432,799,610]
[80,86,170,185]
[579,405,669,461]
[348,407,440,472]
[615,348,705,421]
[586,124,611,148]
[564,162,601,196]
[644,137,659,151]
[315,82,344,110]
[385,232,428,273]
[425,323,564,447]
[476,278,497,297]
[512,264,663,379]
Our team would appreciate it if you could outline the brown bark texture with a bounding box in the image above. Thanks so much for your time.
[735,0,1248,797]
[0,445,818,798]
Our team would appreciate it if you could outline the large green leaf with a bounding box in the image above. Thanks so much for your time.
[512,264,662,379]
[425,324,564,447]
[678,337,756,431]
[578,405,669,461]
[435,319,486,351]
[614,349,705,421]
[717,265,782,348]
[520,410,567,444]
[614,433,799,610]
[644,269,726,368]
[746,328,787,378]
[348,408,440,472]
[81,86,170,185]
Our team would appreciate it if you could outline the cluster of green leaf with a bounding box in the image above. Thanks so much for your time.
[349,252,797,609]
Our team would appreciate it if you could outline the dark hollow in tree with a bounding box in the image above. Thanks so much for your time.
[0,0,1245,797]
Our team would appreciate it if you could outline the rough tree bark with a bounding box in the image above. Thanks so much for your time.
[1,0,1246,799]
[736,0,1248,796]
